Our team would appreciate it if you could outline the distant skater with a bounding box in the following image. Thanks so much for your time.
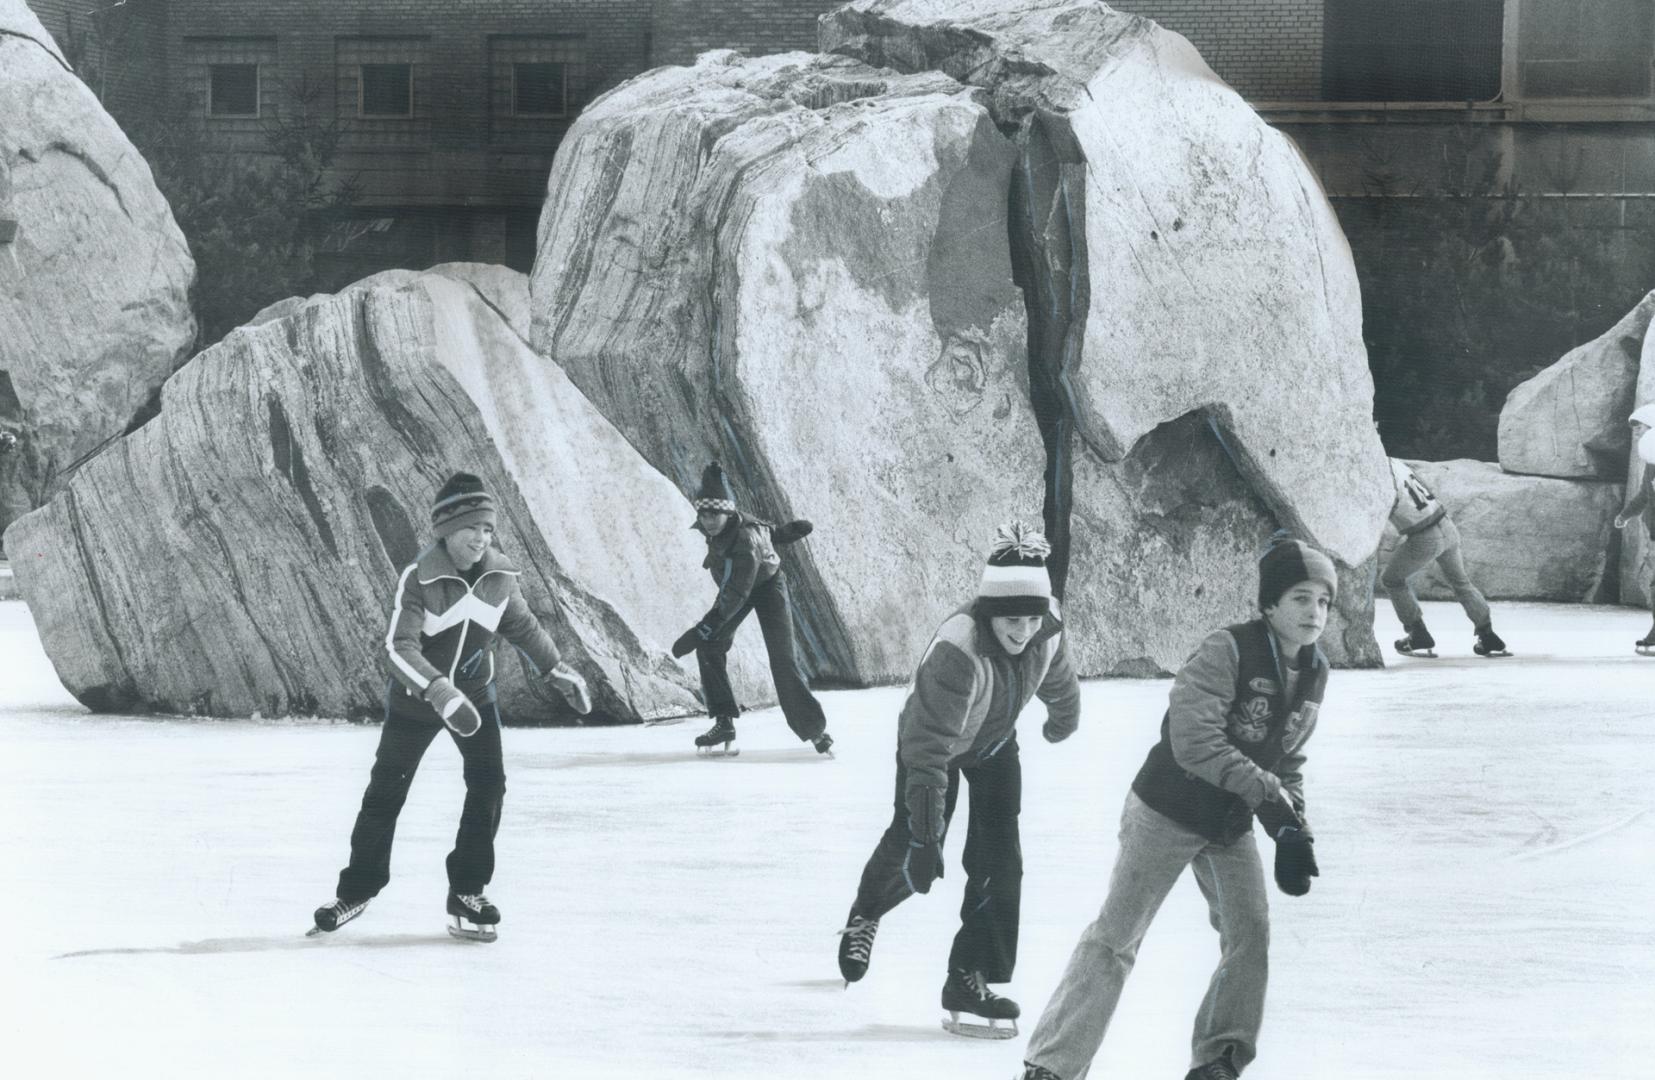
[670,461,831,756]
[1613,405,1655,656]
[1018,533,1332,1080]
[1381,457,1508,658]
[836,520,1080,1040]
[310,472,590,942]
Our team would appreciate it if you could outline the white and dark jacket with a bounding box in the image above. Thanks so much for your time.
[385,544,563,698]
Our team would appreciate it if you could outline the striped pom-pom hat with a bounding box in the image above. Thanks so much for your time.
[1257,530,1338,611]
[692,461,737,515]
[431,471,497,539]
[976,519,1053,618]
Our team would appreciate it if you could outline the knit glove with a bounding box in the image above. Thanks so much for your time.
[1042,714,1077,744]
[670,622,717,659]
[545,662,592,715]
[1271,823,1319,897]
[423,677,481,738]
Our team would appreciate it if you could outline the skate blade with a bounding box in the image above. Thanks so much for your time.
[940,1013,1018,1040]
[1396,649,1437,659]
[448,917,498,943]
[696,744,739,757]
[1637,647,1655,657]
[305,926,327,938]
[1476,650,1513,658]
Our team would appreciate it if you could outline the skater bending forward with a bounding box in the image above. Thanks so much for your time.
[1019,533,1331,1080]
[1613,405,1655,655]
[837,520,1080,1039]
[1381,457,1506,658]
[311,472,590,941]
[671,461,831,756]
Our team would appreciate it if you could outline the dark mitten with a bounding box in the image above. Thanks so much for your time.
[670,622,715,659]
[1272,824,1319,896]
[773,519,814,545]
[902,839,944,895]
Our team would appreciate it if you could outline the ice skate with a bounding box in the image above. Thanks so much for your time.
[836,909,879,985]
[1020,1064,1063,1080]
[940,967,1019,1039]
[1473,624,1511,658]
[446,892,500,942]
[307,896,370,937]
[1184,1047,1240,1080]
[812,731,835,757]
[1393,622,1436,659]
[1636,632,1655,657]
[694,717,738,757]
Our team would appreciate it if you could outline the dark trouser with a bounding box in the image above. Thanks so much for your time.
[851,738,1024,982]
[696,570,827,741]
[336,682,506,901]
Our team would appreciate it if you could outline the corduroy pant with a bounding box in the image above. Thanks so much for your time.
[336,682,506,901]
[696,570,827,741]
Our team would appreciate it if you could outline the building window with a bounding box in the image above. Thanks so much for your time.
[513,62,567,117]
[1322,0,1505,102]
[208,64,260,117]
[1518,0,1654,99]
[360,63,413,117]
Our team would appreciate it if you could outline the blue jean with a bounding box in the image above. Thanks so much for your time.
[1381,516,1491,631]
[1024,791,1270,1078]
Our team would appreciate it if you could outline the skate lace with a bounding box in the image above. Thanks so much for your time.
[962,969,998,1002]
[329,898,367,917]
[837,916,878,963]
[455,893,491,913]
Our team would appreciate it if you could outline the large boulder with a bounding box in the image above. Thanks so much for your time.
[3,283,705,722]
[533,51,1046,684]
[0,0,196,534]
[1376,460,1622,605]
[1498,291,1654,479]
[821,0,1393,567]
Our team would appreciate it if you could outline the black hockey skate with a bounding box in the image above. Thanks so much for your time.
[447,892,500,942]
[694,717,738,757]
[1020,1064,1063,1080]
[307,896,369,937]
[812,731,835,757]
[1637,632,1655,658]
[1394,623,1436,659]
[940,967,1020,1039]
[1473,625,1511,658]
[836,909,879,985]
[1184,1047,1240,1080]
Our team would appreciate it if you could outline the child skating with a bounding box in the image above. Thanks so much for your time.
[836,520,1080,1039]
[1613,405,1655,655]
[670,461,831,756]
[1381,457,1508,658]
[1018,533,1330,1080]
[310,472,590,942]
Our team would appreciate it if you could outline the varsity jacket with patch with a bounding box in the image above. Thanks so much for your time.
[1131,619,1327,844]
[898,601,1081,837]
[385,544,562,698]
[697,512,782,634]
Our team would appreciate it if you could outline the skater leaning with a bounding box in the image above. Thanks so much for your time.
[1613,405,1655,656]
[837,520,1080,1040]
[670,461,831,756]
[1380,457,1507,658]
[311,472,590,941]
[1019,533,1332,1080]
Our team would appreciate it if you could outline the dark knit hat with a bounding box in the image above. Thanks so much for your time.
[976,520,1053,618]
[431,471,497,540]
[692,461,737,515]
[1257,531,1338,610]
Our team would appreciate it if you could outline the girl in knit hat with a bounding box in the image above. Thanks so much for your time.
[1017,532,1333,1080]
[671,461,831,755]
[310,471,590,942]
[1613,406,1655,655]
[835,520,1081,1039]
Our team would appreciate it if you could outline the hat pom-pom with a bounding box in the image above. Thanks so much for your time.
[989,519,1052,563]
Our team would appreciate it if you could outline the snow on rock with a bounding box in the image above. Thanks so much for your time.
[1498,291,1654,480]
[0,0,196,534]
[2,281,707,723]
[821,0,1392,568]
[1378,459,1623,604]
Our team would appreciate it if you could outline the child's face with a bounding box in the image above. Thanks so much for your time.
[444,522,494,570]
[990,614,1043,655]
[1263,581,1332,650]
[696,508,731,535]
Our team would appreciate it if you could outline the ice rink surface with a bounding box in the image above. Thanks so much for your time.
[3,598,1651,1079]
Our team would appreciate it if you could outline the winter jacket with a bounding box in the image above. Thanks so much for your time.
[1131,619,1326,844]
[897,601,1081,841]
[385,543,563,699]
[696,512,782,634]
[1624,463,1655,535]
[1388,459,1447,536]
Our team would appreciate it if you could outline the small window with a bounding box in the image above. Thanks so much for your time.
[208,63,260,117]
[360,63,413,117]
[513,62,567,116]
[1322,0,1504,102]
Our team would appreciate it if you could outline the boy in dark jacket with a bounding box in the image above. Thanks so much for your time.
[310,472,590,941]
[671,462,831,755]
[836,521,1081,1039]
[1019,533,1332,1080]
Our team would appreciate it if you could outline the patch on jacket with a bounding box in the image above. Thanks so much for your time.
[1248,677,1279,695]
[1282,700,1319,751]
[1230,695,1272,743]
